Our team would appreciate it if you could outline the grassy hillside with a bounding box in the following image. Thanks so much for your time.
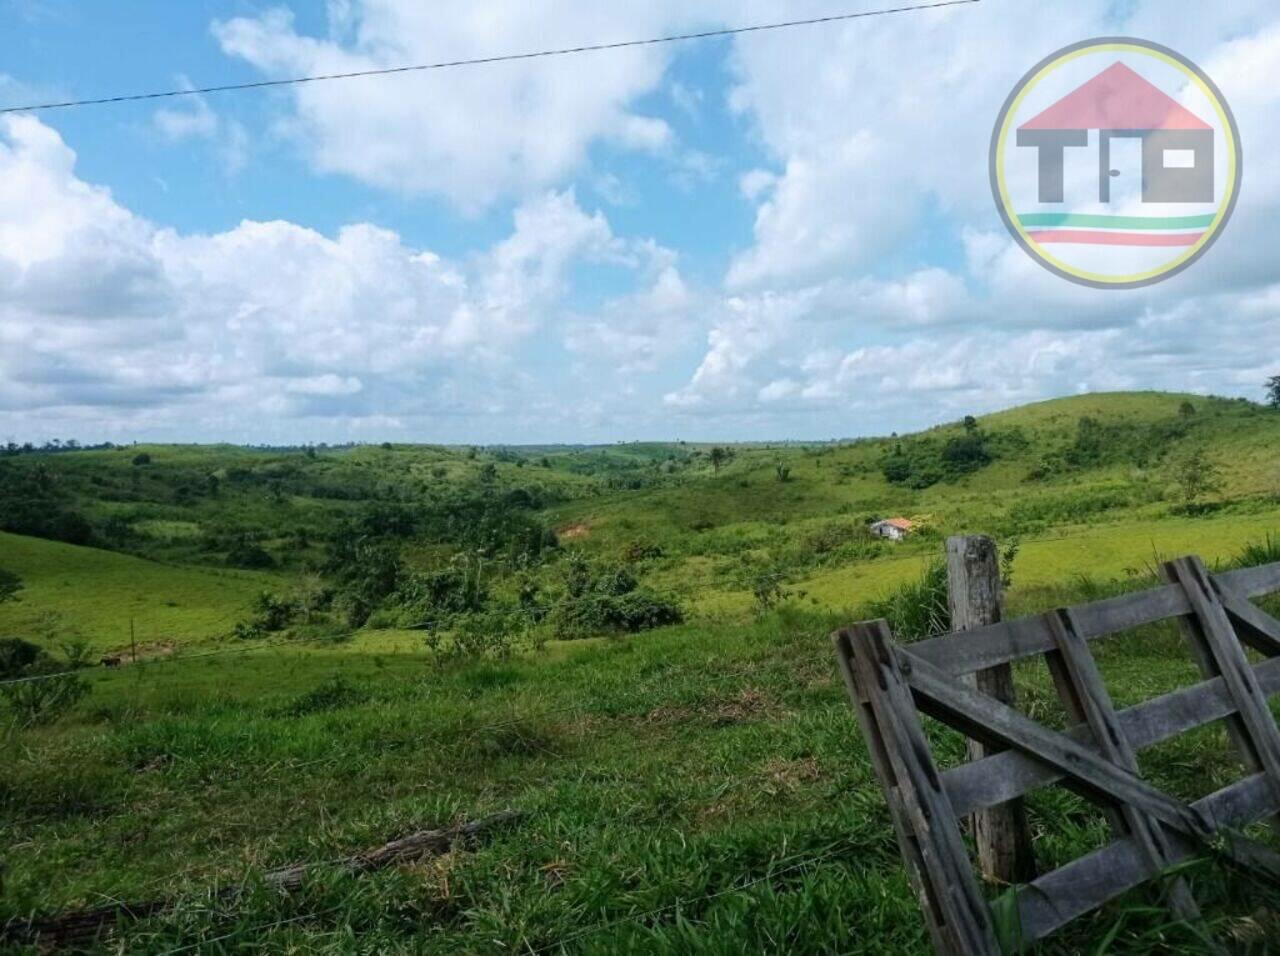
[0,532,272,652]
[3,391,1280,953]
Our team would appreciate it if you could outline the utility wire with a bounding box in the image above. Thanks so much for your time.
[0,1,979,115]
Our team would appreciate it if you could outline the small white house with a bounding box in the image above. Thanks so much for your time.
[870,518,915,542]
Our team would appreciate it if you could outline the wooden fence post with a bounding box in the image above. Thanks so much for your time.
[946,535,1037,884]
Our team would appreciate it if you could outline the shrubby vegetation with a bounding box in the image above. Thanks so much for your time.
[0,568,21,605]
[880,418,1018,489]
[0,608,92,725]
[546,554,683,639]
[1,391,1276,669]
[859,561,951,642]
[1026,414,1196,479]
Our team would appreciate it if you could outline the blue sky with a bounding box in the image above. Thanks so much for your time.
[1,0,1279,444]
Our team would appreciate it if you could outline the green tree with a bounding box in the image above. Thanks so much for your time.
[1171,447,1223,506]
[1179,400,1196,418]
[1267,375,1280,409]
[708,447,729,473]
[0,568,22,604]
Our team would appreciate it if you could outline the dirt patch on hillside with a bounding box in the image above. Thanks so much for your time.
[103,640,177,664]
[558,523,590,540]
[642,686,784,727]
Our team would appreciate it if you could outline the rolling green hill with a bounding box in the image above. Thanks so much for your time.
[2,390,1279,644]
[3,391,1280,953]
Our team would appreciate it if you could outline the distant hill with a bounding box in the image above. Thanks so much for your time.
[1,390,1276,644]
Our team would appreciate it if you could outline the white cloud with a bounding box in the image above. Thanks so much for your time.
[0,115,681,441]
[564,262,697,375]
[211,1,710,209]
[284,374,364,395]
[9,2,1280,442]
[154,98,218,141]
[662,0,1280,426]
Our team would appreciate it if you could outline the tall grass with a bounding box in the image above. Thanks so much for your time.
[1229,532,1280,569]
[859,561,950,641]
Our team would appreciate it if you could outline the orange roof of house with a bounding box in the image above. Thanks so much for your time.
[878,518,915,531]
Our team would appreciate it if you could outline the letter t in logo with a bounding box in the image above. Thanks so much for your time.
[1016,129,1089,203]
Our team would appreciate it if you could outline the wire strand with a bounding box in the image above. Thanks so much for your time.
[0,1,980,115]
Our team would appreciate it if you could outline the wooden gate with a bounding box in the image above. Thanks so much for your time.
[833,555,1280,953]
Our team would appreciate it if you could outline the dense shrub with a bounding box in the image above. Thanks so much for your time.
[424,609,533,662]
[549,555,682,639]
[0,491,95,545]
[0,568,21,605]
[226,539,275,569]
[2,672,90,725]
[324,536,404,628]
[1028,415,1194,479]
[395,564,488,626]
[550,590,683,637]
[0,637,44,680]
[0,640,91,725]
[751,571,791,615]
[881,425,996,489]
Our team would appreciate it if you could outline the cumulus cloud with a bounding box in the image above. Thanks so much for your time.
[211,1,712,209]
[8,1,1280,442]
[564,261,699,375]
[662,0,1280,427]
[0,115,683,441]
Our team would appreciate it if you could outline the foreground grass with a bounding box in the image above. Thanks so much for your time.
[5,594,1280,953]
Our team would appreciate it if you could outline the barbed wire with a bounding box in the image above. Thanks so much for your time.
[528,840,855,954]
[2,657,795,844]
[140,837,857,954]
[0,604,569,688]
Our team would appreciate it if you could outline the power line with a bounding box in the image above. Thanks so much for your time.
[0,1,980,116]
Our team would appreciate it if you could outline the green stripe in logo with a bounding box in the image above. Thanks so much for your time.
[1017,213,1217,230]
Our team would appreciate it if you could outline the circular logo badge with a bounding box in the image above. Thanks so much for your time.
[991,38,1242,290]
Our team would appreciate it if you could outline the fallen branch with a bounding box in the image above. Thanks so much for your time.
[3,810,523,951]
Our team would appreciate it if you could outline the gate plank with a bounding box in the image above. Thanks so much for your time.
[901,648,1215,842]
[911,560,1280,677]
[1043,609,1201,924]
[913,586,1188,676]
[1016,772,1280,944]
[945,656,1280,816]
[1215,585,1280,657]
[834,625,1001,956]
[1165,557,1280,805]
[1217,561,1280,600]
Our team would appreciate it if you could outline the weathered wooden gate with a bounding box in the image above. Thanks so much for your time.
[834,555,1280,953]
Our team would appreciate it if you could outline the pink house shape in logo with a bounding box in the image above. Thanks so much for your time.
[1017,63,1214,205]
